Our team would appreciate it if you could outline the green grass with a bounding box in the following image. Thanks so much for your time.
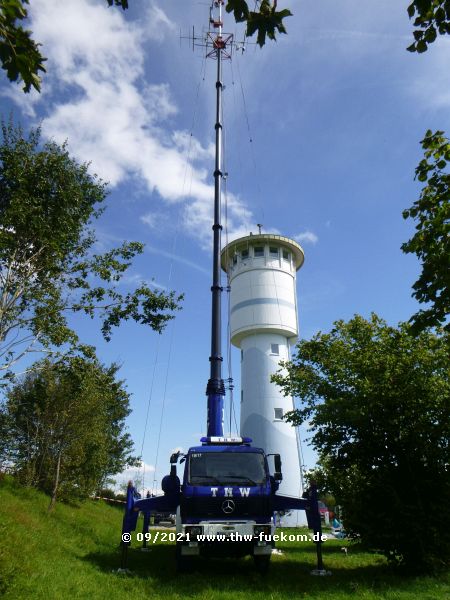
[1,476,448,599]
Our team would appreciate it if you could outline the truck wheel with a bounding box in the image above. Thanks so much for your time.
[175,542,191,573]
[254,555,270,574]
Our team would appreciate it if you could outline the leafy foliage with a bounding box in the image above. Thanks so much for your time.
[407,0,450,52]
[0,0,46,92]
[226,0,292,47]
[402,130,450,332]
[106,0,128,8]
[226,0,250,23]
[0,356,139,505]
[0,122,181,378]
[272,314,450,571]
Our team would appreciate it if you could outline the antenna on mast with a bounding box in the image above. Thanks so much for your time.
[180,4,248,56]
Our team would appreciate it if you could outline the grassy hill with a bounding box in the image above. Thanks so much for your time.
[0,476,448,599]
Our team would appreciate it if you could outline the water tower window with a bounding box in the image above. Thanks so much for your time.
[241,349,243,361]
[271,343,279,355]
[241,390,244,403]
[282,250,291,261]
[254,246,264,257]
[274,408,284,421]
[241,249,249,259]
[269,246,278,257]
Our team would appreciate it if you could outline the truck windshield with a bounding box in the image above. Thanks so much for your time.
[189,452,266,486]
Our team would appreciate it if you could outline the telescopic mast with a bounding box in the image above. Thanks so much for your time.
[206,0,228,437]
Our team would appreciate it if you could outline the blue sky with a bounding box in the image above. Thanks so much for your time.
[2,0,449,492]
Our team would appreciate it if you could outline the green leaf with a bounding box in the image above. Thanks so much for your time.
[416,38,428,51]
[424,24,437,41]
[226,0,249,23]
[245,4,293,47]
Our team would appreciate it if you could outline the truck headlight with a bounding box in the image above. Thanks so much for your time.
[184,526,203,540]
[253,525,271,537]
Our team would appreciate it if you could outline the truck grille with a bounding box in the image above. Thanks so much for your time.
[180,496,271,520]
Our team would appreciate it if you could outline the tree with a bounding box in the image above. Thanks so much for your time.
[0,355,139,509]
[226,0,292,47]
[0,0,292,93]
[272,314,450,571]
[407,0,450,53]
[0,122,181,378]
[0,0,45,92]
[402,130,450,333]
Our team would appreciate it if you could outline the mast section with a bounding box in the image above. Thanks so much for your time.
[206,0,232,437]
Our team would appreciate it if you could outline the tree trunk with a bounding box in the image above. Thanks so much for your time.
[48,450,62,511]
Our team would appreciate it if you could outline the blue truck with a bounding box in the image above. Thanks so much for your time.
[121,436,324,573]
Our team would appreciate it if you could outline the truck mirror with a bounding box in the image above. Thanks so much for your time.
[274,454,283,481]
[170,452,179,464]
[274,454,282,472]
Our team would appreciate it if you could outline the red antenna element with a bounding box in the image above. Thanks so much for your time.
[209,33,233,56]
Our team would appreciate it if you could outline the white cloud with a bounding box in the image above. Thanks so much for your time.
[294,231,319,245]
[114,461,171,497]
[298,27,410,45]
[140,212,167,230]
[114,461,156,492]
[11,0,254,247]
[172,130,215,162]
[120,273,167,291]
[145,245,209,275]
[145,3,176,41]
[0,85,41,118]
[182,189,254,250]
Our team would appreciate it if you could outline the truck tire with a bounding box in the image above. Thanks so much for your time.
[253,555,270,574]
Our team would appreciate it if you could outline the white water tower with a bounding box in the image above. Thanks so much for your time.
[221,233,306,526]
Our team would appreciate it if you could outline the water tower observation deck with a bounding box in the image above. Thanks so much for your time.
[221,233,305,347]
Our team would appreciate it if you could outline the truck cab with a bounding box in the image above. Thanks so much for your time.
[175,436,281,572]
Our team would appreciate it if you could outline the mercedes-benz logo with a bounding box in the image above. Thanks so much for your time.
[222,499,235,514]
